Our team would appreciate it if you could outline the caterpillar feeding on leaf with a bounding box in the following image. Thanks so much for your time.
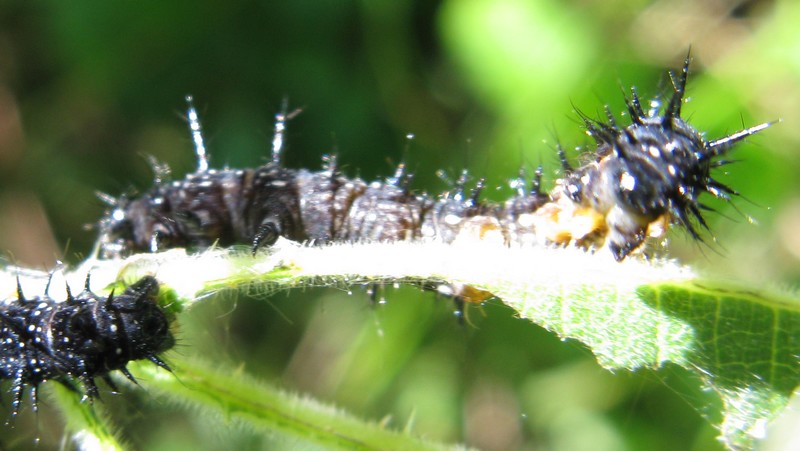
[97,56,772,269]
[0,275,174,416]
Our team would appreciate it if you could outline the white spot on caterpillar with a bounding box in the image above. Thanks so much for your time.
[620,172,636,191]
[444,214,462,225]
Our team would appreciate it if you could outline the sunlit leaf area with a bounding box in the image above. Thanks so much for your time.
[1,1,799,450]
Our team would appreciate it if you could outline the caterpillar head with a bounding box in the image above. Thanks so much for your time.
[566,55,774,260]
[62,276,174,376]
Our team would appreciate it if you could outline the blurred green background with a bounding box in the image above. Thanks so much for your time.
[1,0,799,450]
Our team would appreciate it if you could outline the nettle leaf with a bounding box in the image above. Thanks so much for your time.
[94,240,797,449]
[497,277,800,449]
[639,282,800,449]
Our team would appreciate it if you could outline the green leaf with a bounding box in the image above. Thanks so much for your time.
[639,282,800,449]
[495,275,800,449]
[102,241,800,449]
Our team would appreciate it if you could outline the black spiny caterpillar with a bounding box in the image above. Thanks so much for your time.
[0,275,174,415]
[98,56,772,262]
